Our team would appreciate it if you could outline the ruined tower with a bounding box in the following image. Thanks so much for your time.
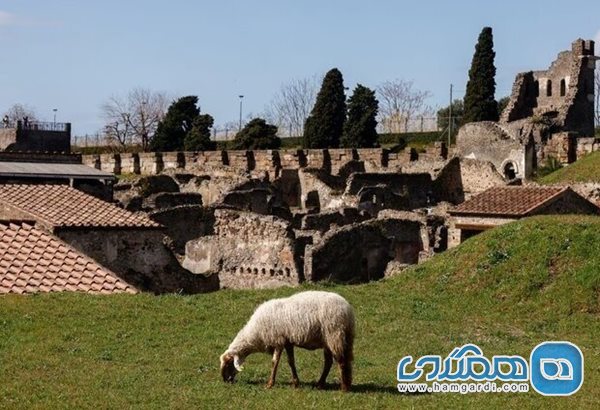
[501,39,596,136]
[456,38,598,180]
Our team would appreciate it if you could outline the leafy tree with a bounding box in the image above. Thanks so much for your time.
[437,99,464,130]
[303,68,346,148]
[184,114,215,151]
[497,96,510,115]
[149,96,200,151]
[463,27,499,123]
[341,84,379,148]
[233,118,281,150]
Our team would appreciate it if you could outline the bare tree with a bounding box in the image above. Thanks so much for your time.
[265,75,319,137]
[377,80,432,133]
[3,103,38,127]
[101,88,168,151]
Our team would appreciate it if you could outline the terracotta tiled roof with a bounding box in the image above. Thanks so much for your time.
[451,186,569,216]
[0,184,161,229]
[0,221,136,294]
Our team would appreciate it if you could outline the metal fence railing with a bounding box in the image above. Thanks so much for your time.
[20,121,69,132]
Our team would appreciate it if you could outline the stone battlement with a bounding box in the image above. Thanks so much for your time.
[83,143,448,177]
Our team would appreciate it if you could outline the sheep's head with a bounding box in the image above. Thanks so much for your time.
[220,352,244,383]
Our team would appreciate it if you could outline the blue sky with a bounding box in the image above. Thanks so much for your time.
[1,0,599,136]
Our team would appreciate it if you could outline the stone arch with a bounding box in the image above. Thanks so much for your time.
[546,79,552,97]
[502,160,517,180]
[560,79,566,96]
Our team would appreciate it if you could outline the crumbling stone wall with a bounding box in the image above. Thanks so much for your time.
[502,39,596,137]
[298,168,347,211]
[82,146,450,180]
[300,207,371,233]
[456,122,526,179]
[457,39,597,178]
[542,132,577,164]
[304,217,429,283]
[183,209,301,289]
[575,137,600,159]
[57,228,217,293]
[434,158,506,203]
[149,205,215,255]
[345,172,433,211]
[219,179,291,218]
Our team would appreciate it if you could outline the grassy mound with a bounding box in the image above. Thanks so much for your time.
[1,215,600,408]
[539,151,600,184]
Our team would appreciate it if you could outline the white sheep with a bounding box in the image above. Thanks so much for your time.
[220,290,355,391]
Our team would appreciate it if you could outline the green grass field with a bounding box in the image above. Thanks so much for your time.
[2,215,600,408]
[539,151,600,185]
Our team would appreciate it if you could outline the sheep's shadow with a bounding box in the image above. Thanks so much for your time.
[243,380,408,395]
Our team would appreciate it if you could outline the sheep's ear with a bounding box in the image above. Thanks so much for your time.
[219,353,228,367]
[233,355,245,372]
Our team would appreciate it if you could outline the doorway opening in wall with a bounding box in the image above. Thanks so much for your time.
[503,162,516,180]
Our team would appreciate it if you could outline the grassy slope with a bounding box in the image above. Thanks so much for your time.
[2,215,600,409]
[539,151,600,184]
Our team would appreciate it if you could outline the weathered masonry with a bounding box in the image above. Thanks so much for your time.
[82,145,449,177]
[457,39,598,180]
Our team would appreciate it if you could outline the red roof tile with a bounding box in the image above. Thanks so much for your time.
[451,186,569,216]
[0,222,137,294]
[0,184,160,229]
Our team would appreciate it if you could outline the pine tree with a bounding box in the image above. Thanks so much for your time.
[233,118,281,150]
[463,27,499,123]
[184,114,215,151]
[341,84,379,148]
[150,96,200,151]
[303,68,346,148]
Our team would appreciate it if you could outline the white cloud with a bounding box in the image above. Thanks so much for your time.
[0,10,17,27]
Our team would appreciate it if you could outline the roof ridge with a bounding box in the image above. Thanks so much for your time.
[520,186,570,215]
[452,185,573,216]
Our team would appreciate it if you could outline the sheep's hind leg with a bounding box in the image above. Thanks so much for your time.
[316,348,333,389]
[338,356,352,392]
[266,348,282,389]
[285,344,300,387]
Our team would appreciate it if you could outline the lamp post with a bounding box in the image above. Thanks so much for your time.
[238,95,244,132]
[53,108,58,127]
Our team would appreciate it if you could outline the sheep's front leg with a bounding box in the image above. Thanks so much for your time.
[266,348,282,389]
[316,348,333,389]
[285,344,300,387]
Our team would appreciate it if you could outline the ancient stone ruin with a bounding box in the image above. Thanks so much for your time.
[84,142,513,290]
[457,39,598,180]
[4,37,597,294]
